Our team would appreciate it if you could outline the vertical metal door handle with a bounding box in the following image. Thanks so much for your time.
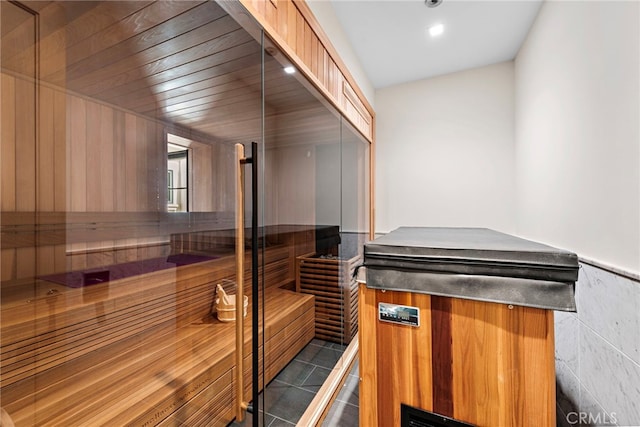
[235,143,248,420]
[234,142,258,426]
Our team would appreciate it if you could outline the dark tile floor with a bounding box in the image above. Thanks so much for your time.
[320,359,359,426]
[229,339,359,427]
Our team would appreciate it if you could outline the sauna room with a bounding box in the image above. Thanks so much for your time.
[0,1,369,426]
[3,0,639,426]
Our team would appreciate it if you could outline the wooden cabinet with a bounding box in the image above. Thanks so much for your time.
[359,284,557,427]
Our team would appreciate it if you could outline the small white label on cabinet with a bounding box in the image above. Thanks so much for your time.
[378,302,420,327]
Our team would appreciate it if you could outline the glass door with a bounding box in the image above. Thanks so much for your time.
[246,37,371,427]
[1,1,264,425]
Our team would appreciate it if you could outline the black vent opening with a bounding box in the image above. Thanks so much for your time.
[401,404,475,427]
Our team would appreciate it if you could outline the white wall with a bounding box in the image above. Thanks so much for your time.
[306,0,375,108]
[375,61,516,234]
[515,5,640,423]
[515,0,640,274]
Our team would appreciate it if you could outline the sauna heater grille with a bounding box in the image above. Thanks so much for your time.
[401,404,475,427]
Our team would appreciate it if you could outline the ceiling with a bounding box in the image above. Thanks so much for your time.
[330,0,544,89]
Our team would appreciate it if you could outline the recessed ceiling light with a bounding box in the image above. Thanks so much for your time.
[425,0,443,7]
[428,23,444,37]
[284,66,296,74]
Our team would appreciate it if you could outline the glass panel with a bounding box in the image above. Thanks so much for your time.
[1,2,262,426]
[254,36,370,426]
[1,2,371,425]
[340,118,371,342]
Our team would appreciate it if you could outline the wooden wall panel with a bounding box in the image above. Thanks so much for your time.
[100,105,115,212]
[295,10,305,58]
[276,0,288,40]
[136,117,149,212]
[264,0,277,30]
[113,110,127,212]
[1,73,16,212]
[69,96,87,212]
[86,100,102,211]
[303,21,313,68]
[39,85,56,212]
[36,245,55,276]
[286,0,297,50]
[0,2,37,78]
[16,247,36,279]
[53,89,66,212]
[271,144,316,226]
[1,249,16,282]
[14,77,36,212]
[2,68,245,281]
[124,113,138,212]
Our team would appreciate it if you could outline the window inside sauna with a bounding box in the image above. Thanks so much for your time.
[167,140,189,212]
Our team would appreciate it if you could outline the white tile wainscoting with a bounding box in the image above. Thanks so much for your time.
[556,261,640,427]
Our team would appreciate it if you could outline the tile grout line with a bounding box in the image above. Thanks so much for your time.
[299,365,317,386]
[577,318,640,368]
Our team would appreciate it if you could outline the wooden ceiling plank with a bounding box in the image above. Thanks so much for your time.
[43,1,206,82]
[94,41,260,104]
[173,100,262,124]
[191,117,262,138]
[1,1,33,37]
[66,18,247,94]
[131,85,256,118]
[38,1,102,39]
[129,45,260,95]
[155,91,261,117]
[38,2,156,80]
[4,1,336,143]
[2,0,99,57]
[0,4,36,76]
[130,72,263,114]
[62,2,226,84]
[134,66,303,121]
[115,59,263,112]
[122,68,261,114]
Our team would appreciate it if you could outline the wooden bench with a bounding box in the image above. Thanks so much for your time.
[0,246,315,426]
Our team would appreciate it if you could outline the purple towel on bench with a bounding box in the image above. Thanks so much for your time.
[39,254,216,288]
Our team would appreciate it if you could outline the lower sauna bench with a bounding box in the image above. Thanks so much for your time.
[0,255,315,426]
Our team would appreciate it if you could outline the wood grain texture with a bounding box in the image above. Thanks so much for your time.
[235,0,374,142]
[450,299,556,426]
[358,283,379,427]
[360,285,433,426]
[14,77,36,212]
[359,286,556,427]
[53,89,66,212]
[297,253,361,343]
[4,0,333,145]
[1,5,374,423]
[431,296,454,417]
[38,85,55,212]
[1,73,16,212]
[1,241,315,426]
